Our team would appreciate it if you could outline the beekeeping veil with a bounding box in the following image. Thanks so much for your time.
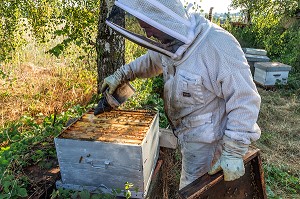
[106,0,197,60]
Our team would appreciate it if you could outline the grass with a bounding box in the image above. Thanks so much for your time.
[1,38,300,198]
[0,33,99,198]
[0,40,97,128]
[255,87,300,198]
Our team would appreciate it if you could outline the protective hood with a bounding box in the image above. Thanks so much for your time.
[106,0,197,60]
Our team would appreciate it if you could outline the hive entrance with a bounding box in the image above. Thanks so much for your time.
[59,110,156,145]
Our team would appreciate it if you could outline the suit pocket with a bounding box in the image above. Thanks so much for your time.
[181,113,217,144]
[174,69,205,107]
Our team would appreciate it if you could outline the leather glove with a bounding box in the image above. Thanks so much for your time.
[100,69,124,94]
[208,136,248,181]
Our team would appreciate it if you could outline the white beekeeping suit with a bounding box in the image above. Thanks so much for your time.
[101,0,261,190]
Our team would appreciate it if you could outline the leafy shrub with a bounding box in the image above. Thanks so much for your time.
[0,105,89,198]
[227,15,300,90]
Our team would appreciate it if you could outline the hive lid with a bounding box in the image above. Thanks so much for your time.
[242,48,267,56]
[58,110,157,145]
[254,62,292,72]
[245,54,270,62]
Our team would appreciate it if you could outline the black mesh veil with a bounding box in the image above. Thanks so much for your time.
[106,5,184,57]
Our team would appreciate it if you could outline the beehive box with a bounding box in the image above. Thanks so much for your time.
[254,62,292,86]
[245,53,270,76]
[179,147,267,199]
[54,110,160,198]
[242,48,267,56]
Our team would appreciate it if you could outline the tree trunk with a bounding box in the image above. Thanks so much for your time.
[96,0,125,93]
[246,9,251,24]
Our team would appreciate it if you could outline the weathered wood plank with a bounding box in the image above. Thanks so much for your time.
[145,160,163,199]
[59,164,144,190]
[141,114,160,195]
[56,180,145,198]
[55,138,144,190]
[179,147,267,199]
[159,128,178,149]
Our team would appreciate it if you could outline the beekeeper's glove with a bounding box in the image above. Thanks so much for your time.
[101,69,124,94]
[208,136,248,181]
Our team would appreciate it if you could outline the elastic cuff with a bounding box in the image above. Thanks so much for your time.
[114,68,124,83]
[223,135,248,147]
[224,129,261,145]
[223,135,248,157]
[118,64,136,82]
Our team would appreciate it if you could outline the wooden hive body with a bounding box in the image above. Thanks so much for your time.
[179,147,267,199]
[254,62,292,86]
[244,52,270,76]
[54,110,160,198]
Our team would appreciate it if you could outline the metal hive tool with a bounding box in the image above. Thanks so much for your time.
[59,110,157,145]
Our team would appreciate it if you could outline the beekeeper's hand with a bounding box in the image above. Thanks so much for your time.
[101,69,124,94]
[208,136,248,181]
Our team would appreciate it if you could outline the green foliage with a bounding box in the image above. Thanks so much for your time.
[27,0,62,43]
[276,24,300,71]
[287,72,300,91]
[0,0,99,62]
[0,69,8,80]
[0,105,88,198]
[226,2,300,198]
[0,1,28,61]
[264,164,300,197]
[0,174,28,199]
[227,0,300,86]
[124,38,168,128]
[47,0,100,58]
[231,0,298,19]
[122,76,168,128]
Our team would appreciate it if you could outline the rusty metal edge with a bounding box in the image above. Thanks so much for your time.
[152,160,163,180]
[145,160,163,199]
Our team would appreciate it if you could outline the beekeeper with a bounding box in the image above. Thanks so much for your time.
[99,0,261,189]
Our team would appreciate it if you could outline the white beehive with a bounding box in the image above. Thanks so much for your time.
[245,54,270,76]
[242,48,267,56]
[254,62,292,86]
[54,110,160,198]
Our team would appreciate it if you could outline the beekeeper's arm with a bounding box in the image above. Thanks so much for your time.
[101,50,163,94]
[208,41,261,181]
